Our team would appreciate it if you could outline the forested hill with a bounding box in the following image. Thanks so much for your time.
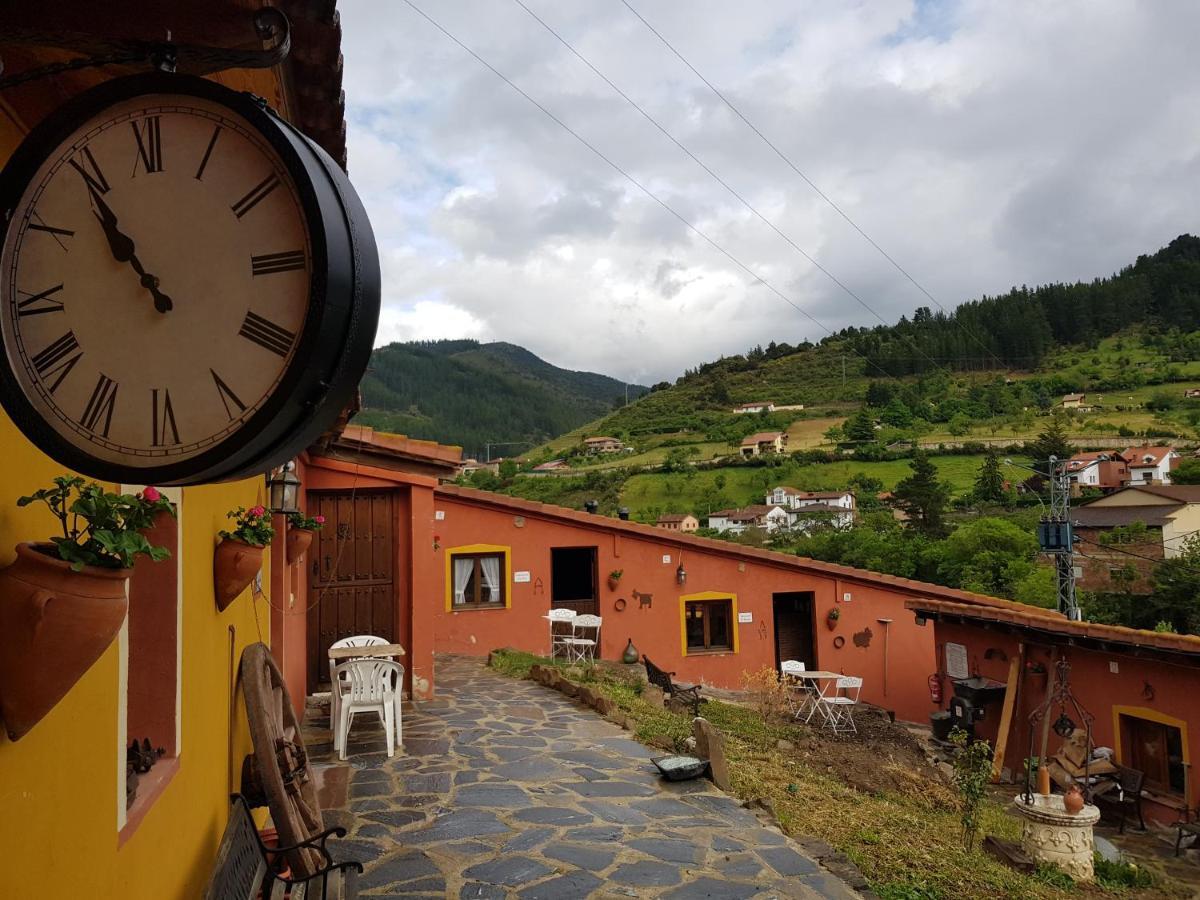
[843,234,1200,375]
[357,340,647,457]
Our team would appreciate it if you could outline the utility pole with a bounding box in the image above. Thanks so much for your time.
[842,355,846,389]
[1038,455,1081,621]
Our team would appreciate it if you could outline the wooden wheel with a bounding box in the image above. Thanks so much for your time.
[240,641,325,878]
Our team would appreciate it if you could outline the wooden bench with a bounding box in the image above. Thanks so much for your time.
[643,656,703,716]
[1091,764,1146,834]
[203,794,362,900]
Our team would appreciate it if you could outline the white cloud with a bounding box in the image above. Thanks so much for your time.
[339,0,1200,383]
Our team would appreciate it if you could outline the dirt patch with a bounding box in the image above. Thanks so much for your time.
[783,708,951,799]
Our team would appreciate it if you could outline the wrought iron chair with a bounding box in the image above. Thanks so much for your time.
[780,659,816,722]
[563,614,602,663]
[818,675,863,734]
[546,608,577,660]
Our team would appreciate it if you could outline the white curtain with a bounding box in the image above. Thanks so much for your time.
[480,556,501,602]
[453,558,474,605]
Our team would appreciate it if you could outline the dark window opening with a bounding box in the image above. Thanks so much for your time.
[551,547,597,615]
[1121,713,1185,795]
[685,599,733,653]
[452,552,506,608]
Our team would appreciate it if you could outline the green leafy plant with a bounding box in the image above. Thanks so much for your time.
[827,607,840,621]
[609,568,623,581]
[949,727,993,851]
[219,506,275,547]
[1093,853,1154,889]
[17,476,175,571]
[287,511,326,531]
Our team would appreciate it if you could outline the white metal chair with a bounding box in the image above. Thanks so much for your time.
[780,659,814,721]
[547,608,577,660]
[818,675,862,734]
[332,658,404,760]
[328,634,389,731]
[563,614,602,664]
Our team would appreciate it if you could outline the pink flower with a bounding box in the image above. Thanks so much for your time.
[142,486,162,502]
[250,505,266,517]
[314,515,325,525]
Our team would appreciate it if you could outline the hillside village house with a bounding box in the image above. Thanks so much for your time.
[583,435,624,453]
[1122,445,1179,484]
[1073,485,1200,592]
[1185,388,1200,399]
[1066,451,1130,492]
[656,513,700,532]
[459,457,501,477]
[733,401,775,414]
[740,430,788,457]
[906,594,1200,826]
[1061,393,1090,410]
[0,5,356,896]
[707,504,792,535]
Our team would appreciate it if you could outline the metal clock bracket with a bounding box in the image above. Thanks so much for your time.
[0,6,291,90]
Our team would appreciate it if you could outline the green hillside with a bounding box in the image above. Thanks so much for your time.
[357,340,647,457]
[525,235,1200,464]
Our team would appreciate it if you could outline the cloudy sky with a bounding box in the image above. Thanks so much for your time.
[339,0,1200,385]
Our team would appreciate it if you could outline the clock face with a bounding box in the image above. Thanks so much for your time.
[1,92,313,470]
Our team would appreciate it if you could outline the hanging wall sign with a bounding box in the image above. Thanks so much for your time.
[0,73,379,484]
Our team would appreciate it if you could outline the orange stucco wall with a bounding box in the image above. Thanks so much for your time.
[930,620,1199,825]
[431,495,938,724]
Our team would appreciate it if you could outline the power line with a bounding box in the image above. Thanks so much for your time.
[508,0,954,380]
[617,0,1011,374]
[398,0,906,385]
[1074,533,1200,579]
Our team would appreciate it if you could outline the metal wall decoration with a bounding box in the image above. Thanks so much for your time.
[852,627,873,648]
[633,589,652,609]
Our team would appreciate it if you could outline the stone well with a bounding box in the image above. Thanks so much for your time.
[1012,793,1100,881]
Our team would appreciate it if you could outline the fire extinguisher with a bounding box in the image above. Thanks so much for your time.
[928,673,943,704]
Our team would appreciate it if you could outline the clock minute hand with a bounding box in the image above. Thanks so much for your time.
[87,185,173,313]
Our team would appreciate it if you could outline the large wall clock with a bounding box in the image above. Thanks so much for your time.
[0,73,379,485]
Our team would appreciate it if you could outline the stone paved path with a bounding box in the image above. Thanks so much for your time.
[307,656,860,899]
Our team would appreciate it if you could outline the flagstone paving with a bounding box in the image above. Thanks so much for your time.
[307,656,862,899]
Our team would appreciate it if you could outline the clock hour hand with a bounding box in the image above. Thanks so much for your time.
[87,184,172,313]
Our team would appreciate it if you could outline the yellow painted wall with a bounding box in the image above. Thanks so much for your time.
[0,416,268,897]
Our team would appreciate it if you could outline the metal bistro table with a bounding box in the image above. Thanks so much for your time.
[327,643,406,661]
[785,670,842,725]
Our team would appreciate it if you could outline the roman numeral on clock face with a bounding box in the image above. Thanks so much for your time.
[68,147,110,195]
[231,175,280,219]
[17,284,65,317]
[211,369,247,420]
[239,311,296,357]
[195,125,221,181]
[80,373,118,437]
[31,331,82,393]
[251,250,306,276]
[151,388,180,446]
[131,116,163,174]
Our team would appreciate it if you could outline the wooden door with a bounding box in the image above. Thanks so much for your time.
[307,491,395,692]
[773,592,816,671]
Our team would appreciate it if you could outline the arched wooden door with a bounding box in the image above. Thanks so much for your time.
[306,490,397,693]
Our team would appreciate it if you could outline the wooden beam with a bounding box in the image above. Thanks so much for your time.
[991,650,1023,783]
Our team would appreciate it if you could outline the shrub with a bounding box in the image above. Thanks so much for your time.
[949,727,993,851]
[741,665,792,723]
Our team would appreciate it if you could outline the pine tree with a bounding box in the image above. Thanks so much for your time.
[844,409,877,444]
[973,449,1006,503]
[1026,416,1073,464]
[893,450,952,536]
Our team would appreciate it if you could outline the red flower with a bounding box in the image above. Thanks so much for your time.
[250,505,266,517]
[141,486,162,503]
[314,515,326,524]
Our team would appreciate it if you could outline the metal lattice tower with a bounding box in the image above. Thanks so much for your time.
[1045,455,1081,621]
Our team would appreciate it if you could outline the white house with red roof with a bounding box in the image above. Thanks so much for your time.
[1121,446,1178,485]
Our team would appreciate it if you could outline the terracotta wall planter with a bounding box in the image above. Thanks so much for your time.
[607,576,621,591]
[214,539,264,612]
[0,542,130,741]
[826,611,840,631]
[286,527,314,565]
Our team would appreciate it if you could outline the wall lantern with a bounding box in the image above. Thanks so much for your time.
[675,563,687,585]
[267,461,301,515]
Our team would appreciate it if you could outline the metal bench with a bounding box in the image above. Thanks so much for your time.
[203,794,361,900]
[643,655,703,716]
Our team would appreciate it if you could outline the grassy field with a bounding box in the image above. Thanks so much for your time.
[619,454,1028,515]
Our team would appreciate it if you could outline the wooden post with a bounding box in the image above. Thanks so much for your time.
[991,648,1023,782]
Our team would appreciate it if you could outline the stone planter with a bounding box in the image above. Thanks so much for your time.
[214,539,264,612]
[0,542,130,740]
[286,527,314,565]
[1013,793,1100,881]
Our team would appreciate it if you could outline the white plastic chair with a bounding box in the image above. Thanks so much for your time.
[332,658,404,759]
[563,614,602,664]
[328,634,389,731]
[818,675,862,734]
[547,608,577,660]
